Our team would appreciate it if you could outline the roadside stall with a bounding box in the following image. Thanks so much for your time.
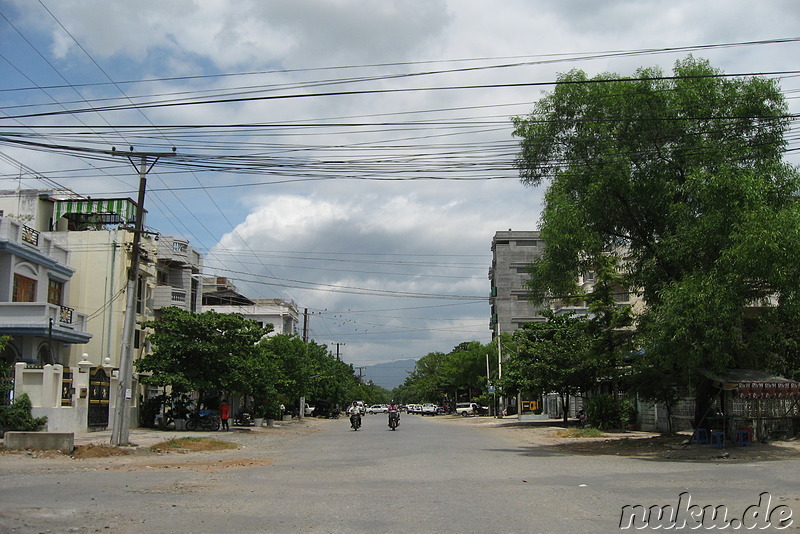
[700,369,800,443]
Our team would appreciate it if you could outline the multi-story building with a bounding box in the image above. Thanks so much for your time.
[0,189,202,431]
[0,216,91,366]
[202,276,299,335]
[488,230,548,338]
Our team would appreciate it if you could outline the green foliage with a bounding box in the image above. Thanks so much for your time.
[0,393,47,432]
[504,312,595,398]
[619,397,637,427]
[513,56,800,388]
[137,310,364,418]
[395,339,500,404]
[137,307,272,395]
[585,393,618,430]
[138,394,164,428]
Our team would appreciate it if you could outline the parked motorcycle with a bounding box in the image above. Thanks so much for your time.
[388,412,399,431]
[234,410,253,427]
[350,412,362,430]
[186,411,221,431]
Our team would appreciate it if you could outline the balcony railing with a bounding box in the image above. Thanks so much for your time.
[21,225,39,246]
[59,305,74,324]
[0,303,89,334]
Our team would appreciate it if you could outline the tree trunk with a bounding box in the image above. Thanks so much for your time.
[693,379,715,429]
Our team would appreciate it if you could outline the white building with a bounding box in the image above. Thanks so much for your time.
[202,276,298,335]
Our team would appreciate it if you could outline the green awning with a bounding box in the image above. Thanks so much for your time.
[53,198,141,224]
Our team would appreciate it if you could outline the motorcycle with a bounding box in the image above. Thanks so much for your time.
[388,411,399,430]
[234,410,253,427]
[186,411,221,431]
[577,410,588,429]
[349,412,362,430]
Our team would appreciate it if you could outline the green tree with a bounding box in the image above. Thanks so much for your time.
[513,57,800,425]
[503,312,595,423]
[583,255,634,404]
[136,307,272,401]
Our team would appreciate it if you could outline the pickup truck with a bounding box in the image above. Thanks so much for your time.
[455,402,488,416]
[420,403,438,416]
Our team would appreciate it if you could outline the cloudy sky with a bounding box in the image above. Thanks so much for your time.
[2,1,800,370]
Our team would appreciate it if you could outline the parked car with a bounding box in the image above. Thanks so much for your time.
[421,403,438,416]
[406,404,421,414]
[368,404,387,414]
[455,402,488,416]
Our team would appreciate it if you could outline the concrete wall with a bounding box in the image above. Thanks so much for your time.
[4,431,74,451]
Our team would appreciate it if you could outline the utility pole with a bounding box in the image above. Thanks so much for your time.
[110,147,175,446]
[302,308,309,343]
[354,366,366,382]
[333,342,345,361]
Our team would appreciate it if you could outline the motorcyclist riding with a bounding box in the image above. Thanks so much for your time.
[348,401,362,430]
[387,400,400,429]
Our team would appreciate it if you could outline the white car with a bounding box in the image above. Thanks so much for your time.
[367,404,387,414]
[455,402,488,416]
[421,403,438,416]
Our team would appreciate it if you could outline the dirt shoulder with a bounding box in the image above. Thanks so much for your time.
[0,417,327,472]
[434,415,800,462]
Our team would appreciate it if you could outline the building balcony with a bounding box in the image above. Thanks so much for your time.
[0,302,91,343]
[153,284,189,310]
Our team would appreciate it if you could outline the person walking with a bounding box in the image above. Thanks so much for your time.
[220,400,230,431]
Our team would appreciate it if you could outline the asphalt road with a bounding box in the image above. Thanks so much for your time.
[1,415,799,533]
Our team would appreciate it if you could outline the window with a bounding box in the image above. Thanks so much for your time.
[48,279,63,305]
[515,240,538,247]
[13,274,36,302]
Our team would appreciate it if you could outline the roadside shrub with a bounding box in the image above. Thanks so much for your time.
[585,393,618,430]
[619,397,638,428]
[0,393,47,434]
[139,394,165,428]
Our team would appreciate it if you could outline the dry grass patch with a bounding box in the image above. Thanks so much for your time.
[553,428,604,438]
[72,444,131,458]
[150,436,238,453]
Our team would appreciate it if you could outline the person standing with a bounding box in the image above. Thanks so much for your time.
[220,400,230,431]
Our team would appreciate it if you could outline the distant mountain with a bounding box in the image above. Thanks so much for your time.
[362,359,417,390]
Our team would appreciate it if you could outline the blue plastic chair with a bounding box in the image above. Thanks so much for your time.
[692,428,709,444]
[710,431,725,449]
[734,428,752,446]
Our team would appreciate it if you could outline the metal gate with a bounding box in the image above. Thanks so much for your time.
[88,367,110,428]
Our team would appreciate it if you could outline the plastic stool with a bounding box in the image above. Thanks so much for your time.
[693,428,709,444]
[735,428,752,446]
[710,431,725,449]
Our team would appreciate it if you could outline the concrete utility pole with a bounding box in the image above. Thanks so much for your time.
[110,147,174,446]
[333,342,345,361]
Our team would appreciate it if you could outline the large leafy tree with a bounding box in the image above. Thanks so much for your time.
[502,312,595,422]
[512,57,800,421]
[136,307,272,397]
